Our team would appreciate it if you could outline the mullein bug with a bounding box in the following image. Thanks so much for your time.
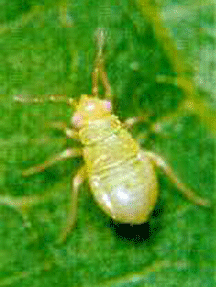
[4,28,210,244]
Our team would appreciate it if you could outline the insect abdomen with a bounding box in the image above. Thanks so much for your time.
[81,116,159,224]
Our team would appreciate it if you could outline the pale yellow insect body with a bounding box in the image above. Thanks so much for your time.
[73,94,158,224]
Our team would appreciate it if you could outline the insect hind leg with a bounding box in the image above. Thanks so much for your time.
[143,151,210,207]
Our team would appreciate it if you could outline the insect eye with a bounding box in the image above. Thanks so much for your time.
[72,112,84,128]
[103,100,111,111]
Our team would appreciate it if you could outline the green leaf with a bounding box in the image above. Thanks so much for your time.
[0,1,214,286]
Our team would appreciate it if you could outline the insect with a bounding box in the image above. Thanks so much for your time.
[6,29,210,244]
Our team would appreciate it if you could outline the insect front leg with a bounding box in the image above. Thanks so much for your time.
[57,165,86,244]
[142,150,210,207]
[23,148,82,177]
[46,121,80,140]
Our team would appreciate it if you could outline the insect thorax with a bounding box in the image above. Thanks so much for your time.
[79,115,136,147]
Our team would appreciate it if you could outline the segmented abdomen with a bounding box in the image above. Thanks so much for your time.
[81,116,158,224]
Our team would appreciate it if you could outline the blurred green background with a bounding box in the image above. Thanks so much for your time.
[0,0,215,286]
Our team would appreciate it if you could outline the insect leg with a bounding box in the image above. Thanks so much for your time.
[123,115,151,129]
[65,128,79,139]
[22,148,82,177]
[124,114,171,138]
[143,151,210,207]
[57,165,86,244]
[1,149,82,232]
[46,121,79,140]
